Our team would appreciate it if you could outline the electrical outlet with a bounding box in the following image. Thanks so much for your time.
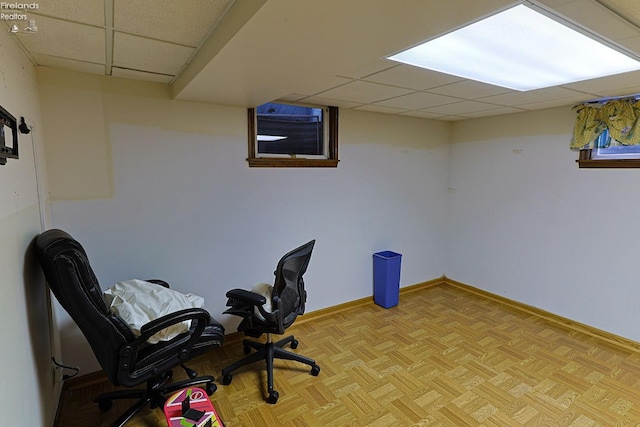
[51,357,80,382]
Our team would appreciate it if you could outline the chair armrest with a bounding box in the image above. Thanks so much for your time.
[138,307,210,340]
[224,288,281,325]
[225,288,267,307]
[118,308,211,384]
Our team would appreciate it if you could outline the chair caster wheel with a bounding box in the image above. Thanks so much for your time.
[290,339,299,349]
[206,382,217,395]
[222,374,233,385]
[184,367,197,379]
[243,344,252,354]
[97,399,112,412]
[311,365,320,376]
[267,390,279,404]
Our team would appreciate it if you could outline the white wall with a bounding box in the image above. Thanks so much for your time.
[37,68,451,373]
[447,107,640,342]
[38,65,640,381]
[37,65,640,384]
[0,29,56,427]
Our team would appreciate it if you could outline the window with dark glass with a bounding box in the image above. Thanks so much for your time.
[257,103,324,156]
[247,101,338,167]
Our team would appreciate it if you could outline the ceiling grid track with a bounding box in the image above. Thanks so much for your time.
[104,0,114,76]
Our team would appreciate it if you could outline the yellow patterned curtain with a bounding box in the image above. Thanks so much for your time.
[570,99,640,149]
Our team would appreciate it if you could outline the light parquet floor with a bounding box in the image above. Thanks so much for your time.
[56,284,640,426]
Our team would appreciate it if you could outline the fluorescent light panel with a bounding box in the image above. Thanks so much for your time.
[387,3,640,91]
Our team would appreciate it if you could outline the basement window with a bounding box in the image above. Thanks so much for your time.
[577,130,640,168]
[247,101,339,167]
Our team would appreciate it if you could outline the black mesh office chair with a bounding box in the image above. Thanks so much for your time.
[221,240,319,404]
[36,229,225,427]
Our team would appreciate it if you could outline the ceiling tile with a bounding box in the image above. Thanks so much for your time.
[399,110,447,119]
[598,0,640,27]
[439,115,468,121]
[336,60,396,80]
[114,0,233,47]
[427,80,511,99]
[374,91,461,110]
[13,0,640,122]
[423,100,506,116]
[462,106,526,118]
[478,86,586,106]
[354,105,409,115]
[113,32,195,75]
[298,95,363,109]
[617,34,640,53]
[18,16,105,64]
[33,0,104,27]
[515,95,599,110]
[316,81,413,104]
[537,0,576,7]
[563,69,640,94]
[363,65,463,90]
[591,85,640,97]
[277,93,309,102]
[32,53,105,75]
[553,0,639,41]
[290,76,353,98]
[111,67,173,84]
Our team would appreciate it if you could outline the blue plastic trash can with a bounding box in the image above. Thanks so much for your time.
[373,251,402,308]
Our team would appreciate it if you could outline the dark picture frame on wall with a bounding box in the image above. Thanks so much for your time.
[0,105,18,165]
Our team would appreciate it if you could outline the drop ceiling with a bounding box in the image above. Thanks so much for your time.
[6,0,640,121]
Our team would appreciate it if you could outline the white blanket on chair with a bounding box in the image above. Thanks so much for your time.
[104,279,204,344]
[252,282,273,320]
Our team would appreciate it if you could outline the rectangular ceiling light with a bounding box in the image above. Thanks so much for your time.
[387,2,640,91]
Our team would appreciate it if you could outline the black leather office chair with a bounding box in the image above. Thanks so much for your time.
[36,229,225,427]
[221,240,319,404]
